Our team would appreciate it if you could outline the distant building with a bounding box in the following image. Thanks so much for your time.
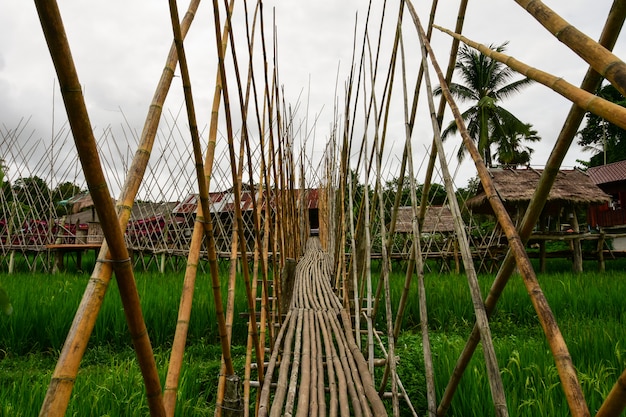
[587,160,626,250]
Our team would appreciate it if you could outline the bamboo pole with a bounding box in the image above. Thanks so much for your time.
[257,311,293,417]
[163,220,204,416]
[434,25,626,131]
[418,11,590,417]
[401,31,437,417]
[596,367,626,417]
[170,0,237,381]
[214,220,241,417]
[222,0,275,351]
[514,0,626,96]
[210,0,265,384]
[411,7,509,416]
[373,91,399,417]
[417,0,468,229]
[39,0,201,413]
[34,2,165,416]
[435,2,626,412]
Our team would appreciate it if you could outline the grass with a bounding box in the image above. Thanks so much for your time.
[1,258,625,416]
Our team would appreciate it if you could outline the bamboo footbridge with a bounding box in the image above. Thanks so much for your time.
[258,237,387,417]
[21,0,626,416]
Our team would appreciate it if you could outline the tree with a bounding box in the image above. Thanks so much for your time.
[12,176,52,218]
[577,82,626,167]
[53,182,84,216]
[495,122,540,167]
[435,43,540,167]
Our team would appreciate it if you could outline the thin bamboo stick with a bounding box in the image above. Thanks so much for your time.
[434,25,626,131]
[416,10,590,417]
[401,30,437,417]
[34,2,166,416]
[169,0,235,385]
[514,0,626,96]
[210,0,265,384]
[417,0,468,229]
[413,8,509,416]
[165,1,236,413]
[221,0,274,352]
[214,222,240,417]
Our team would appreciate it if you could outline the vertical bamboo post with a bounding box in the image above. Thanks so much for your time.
[34,2,165,415]
[411,9,508,416]
[570,206,583,273]
[598,231,606,272]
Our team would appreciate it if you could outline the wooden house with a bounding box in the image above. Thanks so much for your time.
[465,168,610,272]
[587,160,626,229]
[587,160,626,251]
[393,205,459,272]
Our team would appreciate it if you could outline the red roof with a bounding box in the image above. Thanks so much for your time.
[171,189,320,214]
[587,160,626,185]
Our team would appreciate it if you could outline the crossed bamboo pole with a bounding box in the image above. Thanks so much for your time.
[513,0,626,97]
[35,1,201,415]
[163,2,239,416]
[416,15,591,417]
[434,26,626,131]
[433,2,626,416]
[409,6,510,416]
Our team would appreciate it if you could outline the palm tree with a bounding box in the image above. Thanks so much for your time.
[435,42,540,167]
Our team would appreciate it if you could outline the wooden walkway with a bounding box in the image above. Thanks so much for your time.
[258,237,387,417]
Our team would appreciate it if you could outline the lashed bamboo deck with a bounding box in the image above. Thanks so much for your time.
[258,237,387,417]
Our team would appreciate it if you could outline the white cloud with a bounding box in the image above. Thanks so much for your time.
[1,0,624,192]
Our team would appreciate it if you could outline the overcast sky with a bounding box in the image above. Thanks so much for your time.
[1,1,625,196]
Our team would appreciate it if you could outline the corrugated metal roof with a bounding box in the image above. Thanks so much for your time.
[587,160,626,185]
[171,189,320,214]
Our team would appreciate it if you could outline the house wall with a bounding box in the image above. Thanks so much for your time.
[588,181,626,228]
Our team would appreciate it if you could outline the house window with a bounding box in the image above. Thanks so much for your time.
[610,194,621,211]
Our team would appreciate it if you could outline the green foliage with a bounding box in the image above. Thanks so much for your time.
[0,287,12,316]
[577,82,626,167]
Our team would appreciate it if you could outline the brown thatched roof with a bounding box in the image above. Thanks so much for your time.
[466,168,610,214]
[394,206,455,234]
